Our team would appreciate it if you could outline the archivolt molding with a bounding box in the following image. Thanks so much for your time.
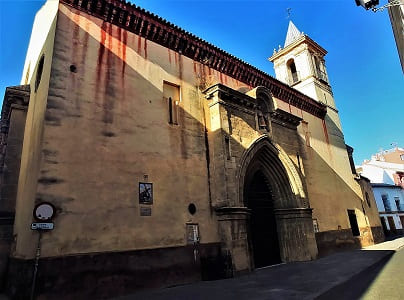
[277,146,306,199]
[237,135,307,208]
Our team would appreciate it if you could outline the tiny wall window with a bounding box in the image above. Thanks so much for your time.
[347,210,360,237]
[35,54,45,92]
[382,194,391,212]
[400,154,404,161]
[224,136,231,160]
[365,192,371,207]
[163,81,180,125]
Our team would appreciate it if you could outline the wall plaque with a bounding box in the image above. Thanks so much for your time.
[186,223,199,244]
[139,182,153,204]
[140,207,152,216]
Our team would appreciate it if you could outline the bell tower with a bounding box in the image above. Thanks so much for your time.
[269,21,335,109]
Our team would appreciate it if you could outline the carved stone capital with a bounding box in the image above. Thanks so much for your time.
[215,206,251,221]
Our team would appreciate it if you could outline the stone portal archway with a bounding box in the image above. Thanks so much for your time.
[238,137,318,268]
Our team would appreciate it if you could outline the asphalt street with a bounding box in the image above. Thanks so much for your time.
[116,238,404,300]
[116,251,395,300]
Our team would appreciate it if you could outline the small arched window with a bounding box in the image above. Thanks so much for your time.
[286,59,299,85]
[365,192,371,207]
[35,54,45,92]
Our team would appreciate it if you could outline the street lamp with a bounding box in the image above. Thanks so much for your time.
[355,0,380,10]
[355,0,404,72]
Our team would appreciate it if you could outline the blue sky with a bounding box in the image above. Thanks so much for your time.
[0,0,403,164]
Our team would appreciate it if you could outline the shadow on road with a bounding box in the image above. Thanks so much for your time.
[316,250,394,300]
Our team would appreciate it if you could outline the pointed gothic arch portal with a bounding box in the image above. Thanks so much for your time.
[239,137,316,268]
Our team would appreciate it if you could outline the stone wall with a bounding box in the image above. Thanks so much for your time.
[6,243,222,299]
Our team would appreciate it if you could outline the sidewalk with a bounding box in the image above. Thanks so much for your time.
[116,237,404,300]
[362,236,404,251]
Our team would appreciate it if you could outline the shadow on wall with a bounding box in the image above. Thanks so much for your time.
[302,143,384,256]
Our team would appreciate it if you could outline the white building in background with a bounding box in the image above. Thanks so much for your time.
[357,147,404,235]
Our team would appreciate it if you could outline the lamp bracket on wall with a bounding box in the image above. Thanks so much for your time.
[372,0,403,12]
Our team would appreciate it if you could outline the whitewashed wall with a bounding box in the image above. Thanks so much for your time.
[373,186,404,230]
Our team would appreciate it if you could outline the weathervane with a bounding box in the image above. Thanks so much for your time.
[287,8,292,19]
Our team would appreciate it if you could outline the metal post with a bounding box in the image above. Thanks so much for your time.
[30,231,42,300]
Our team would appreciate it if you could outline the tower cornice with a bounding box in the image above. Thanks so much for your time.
[269,35,327,62]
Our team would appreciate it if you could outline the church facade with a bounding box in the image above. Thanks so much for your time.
[0,0,384,298]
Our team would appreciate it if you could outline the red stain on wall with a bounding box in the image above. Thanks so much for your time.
[107,23,113,54]
[103,23,115,124]
[77,21,90,112]
[73,13,80,30]
[121,29,127,114]
[174,52,178,66]
[168,49,172,65]
[179,54,183,80]
[200,64,206,85]
[204,65,209,84]
[137,35,142,55]
[193,61,197,74]
[96,22,108,91]
[72,23,79,46]
[144,39,148,59]
[117,27,122,63]
[122,30,127,76]
[98,23,107,64]
[322,119,330,145]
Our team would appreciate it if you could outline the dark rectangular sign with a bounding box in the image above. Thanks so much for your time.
[140,207,152,216]
[139,182,153,204]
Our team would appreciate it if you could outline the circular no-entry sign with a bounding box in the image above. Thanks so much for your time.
[33,202,55,221]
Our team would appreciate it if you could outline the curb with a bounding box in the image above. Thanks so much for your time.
[314,250,395,300]
[396,244,404,251]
